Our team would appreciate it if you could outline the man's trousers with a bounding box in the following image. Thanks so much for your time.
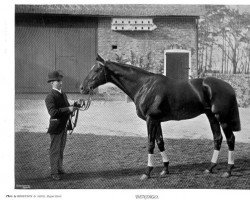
[49,129,67,175]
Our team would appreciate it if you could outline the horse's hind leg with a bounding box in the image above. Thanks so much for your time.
[221,124,235,177]
[205,111,223,173]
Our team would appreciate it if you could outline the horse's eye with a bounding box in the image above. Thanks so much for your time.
[94,68,99,72]
[95,67,102,72]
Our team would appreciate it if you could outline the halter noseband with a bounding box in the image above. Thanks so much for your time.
[97,61,108,84]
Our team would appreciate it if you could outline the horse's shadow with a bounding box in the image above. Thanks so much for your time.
[16,158,249,187]
[63,158,250,181]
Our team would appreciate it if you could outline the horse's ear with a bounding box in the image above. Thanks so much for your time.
[96,54,105,65]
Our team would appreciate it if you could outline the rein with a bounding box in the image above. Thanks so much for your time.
[78,90,93,111]
[68,90,93,135]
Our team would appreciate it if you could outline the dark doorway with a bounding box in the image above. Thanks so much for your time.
[164,50,190,80]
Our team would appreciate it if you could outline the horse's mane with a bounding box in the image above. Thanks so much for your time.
[108,61,153,75]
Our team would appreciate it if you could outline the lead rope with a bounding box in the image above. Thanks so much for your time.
[78,90,93,111]
[68,90,93,135]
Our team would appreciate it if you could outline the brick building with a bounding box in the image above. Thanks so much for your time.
[15,4,205,93]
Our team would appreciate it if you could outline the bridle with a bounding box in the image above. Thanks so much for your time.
[68,62,107,135]
[68,89,93,135]
[78,89,93,111]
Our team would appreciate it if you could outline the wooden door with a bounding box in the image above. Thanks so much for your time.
[15,26,56,92]
[55,24,97,92]
[15,15,97,93]
[164,51,190,80]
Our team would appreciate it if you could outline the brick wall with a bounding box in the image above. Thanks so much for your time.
[97,17,198,76]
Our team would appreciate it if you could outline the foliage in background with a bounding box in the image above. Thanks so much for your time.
[198,5,250,107]
[198,5,250,75]
[115,51,163,74]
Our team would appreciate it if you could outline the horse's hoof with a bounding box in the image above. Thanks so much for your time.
[204,169,212,174]
[222,172,231,178]
[160,170,169,177]
[140,174,150,180]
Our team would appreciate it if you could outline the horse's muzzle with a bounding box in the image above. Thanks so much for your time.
[79,84,86,94]
[80,84,91,95]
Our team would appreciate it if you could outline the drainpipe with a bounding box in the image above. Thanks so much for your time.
[196,18,199,78]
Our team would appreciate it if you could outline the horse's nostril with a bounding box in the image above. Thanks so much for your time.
[79,86,84,93]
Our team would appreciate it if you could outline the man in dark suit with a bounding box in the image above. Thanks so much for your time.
[45,70,80,180]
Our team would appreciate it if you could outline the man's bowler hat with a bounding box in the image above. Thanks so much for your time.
[47,70,64,83]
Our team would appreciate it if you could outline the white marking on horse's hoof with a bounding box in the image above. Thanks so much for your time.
[222,172,231,178]
[204,169,212,174]
[140,174,149,180]
[160,170,169,177]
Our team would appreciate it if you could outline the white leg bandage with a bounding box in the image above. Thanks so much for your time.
[160,151,169,163]
[211,150,220,163]
[147,154,154,167]
[228,151,234,165]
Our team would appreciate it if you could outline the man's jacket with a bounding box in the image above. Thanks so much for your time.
[45,89,73,134]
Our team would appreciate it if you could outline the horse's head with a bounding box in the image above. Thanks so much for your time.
[80,55,108,94]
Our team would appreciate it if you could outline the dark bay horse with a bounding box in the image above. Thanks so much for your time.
[80,55,241,180]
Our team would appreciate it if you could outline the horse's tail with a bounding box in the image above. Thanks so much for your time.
[228,96,241,131]
[202,77,241,132]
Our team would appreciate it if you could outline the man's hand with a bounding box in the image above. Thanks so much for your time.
[73,99,85,108]
[77,99,85,105]
[68,106,78,112]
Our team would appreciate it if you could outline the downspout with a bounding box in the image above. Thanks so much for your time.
[196,17,199,78]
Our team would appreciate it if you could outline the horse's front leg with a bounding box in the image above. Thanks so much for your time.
[140,117,156,180]
[140,117,169,180]
[155,123,169,177]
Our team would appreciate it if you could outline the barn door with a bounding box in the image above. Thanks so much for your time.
[15,15,97,93]
[164,50,190,80]
[55,24,97,93]
[55,28,79,92]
